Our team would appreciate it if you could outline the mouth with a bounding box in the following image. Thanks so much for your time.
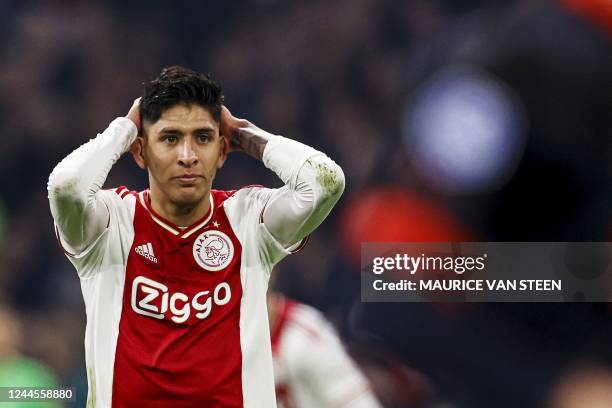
[173,174,203,186]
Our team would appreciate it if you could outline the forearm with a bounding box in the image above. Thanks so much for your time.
[230,122,270,160]
[252,128,344,247]
[47,118,137,252]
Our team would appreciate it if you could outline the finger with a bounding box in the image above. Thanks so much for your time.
[222,135,230,155]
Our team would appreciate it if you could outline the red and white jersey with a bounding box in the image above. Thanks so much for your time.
[48,117,345,407]
[62,186,296,407]
[271,298,381,408]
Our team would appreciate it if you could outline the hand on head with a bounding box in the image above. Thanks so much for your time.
[220,106,249,154]
[126,98,142,133]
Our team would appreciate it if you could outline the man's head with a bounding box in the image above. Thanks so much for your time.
[132,66,227,212]
[140,66,224,125]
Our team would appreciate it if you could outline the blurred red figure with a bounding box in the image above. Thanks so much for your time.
[268,292,381,408]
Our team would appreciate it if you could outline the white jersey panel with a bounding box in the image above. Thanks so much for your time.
[62,190,136,408]
[224,187,293,408]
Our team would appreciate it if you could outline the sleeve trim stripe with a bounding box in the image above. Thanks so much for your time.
[114,186,128,197]
[288,235,309,254]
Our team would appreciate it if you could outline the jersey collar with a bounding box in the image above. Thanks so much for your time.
[138,190,215,239]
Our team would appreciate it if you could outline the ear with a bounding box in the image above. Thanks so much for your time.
[130,137,147,170]
[217,136,228,169]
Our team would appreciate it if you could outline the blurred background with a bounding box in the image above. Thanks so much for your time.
[0,0,611,407]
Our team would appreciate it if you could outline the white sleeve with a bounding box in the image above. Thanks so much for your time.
[260,132,345,248]
[47,117,137,255]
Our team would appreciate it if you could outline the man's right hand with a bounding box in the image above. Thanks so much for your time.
[126,98,142,133]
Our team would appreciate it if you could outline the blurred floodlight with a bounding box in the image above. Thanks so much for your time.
[401,64,527,195]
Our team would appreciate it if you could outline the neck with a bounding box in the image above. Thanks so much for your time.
[149,189,211,227]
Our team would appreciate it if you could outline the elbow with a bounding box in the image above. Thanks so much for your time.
[47,168,88,248]
[47,168,88,216]
[330,163,346,200]
[314,159,345,202]
[48,168,81,200]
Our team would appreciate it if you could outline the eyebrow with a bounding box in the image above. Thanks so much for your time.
[158,126,215,133]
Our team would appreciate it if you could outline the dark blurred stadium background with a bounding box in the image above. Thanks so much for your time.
[0,0,610,407]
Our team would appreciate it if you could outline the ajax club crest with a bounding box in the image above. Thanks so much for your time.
[193,230,235,272]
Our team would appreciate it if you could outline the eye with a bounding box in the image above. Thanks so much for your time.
[197,134,210,143]
[163,135,178,144]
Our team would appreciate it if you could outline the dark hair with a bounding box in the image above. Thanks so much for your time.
[140,66,224,124]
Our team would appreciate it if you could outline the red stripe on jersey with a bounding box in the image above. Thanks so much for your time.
[112,190,245,407]
[114,186,128,197]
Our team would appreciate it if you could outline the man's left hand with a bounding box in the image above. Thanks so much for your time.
[220,106,250,153]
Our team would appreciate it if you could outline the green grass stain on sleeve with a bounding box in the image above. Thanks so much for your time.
[314,162,343,197]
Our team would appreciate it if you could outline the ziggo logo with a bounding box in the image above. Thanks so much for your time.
[130,276,231,324]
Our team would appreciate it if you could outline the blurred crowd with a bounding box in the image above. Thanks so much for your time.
[0,0,610,407]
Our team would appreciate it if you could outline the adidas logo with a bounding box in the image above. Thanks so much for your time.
[135,242,158,264]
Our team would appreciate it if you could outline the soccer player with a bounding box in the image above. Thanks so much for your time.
[268,291,382,408]
[47,66,345,407]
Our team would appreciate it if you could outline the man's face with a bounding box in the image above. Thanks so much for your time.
[135,103,226,207]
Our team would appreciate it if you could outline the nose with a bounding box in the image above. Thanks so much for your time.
[177,138,198,167]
